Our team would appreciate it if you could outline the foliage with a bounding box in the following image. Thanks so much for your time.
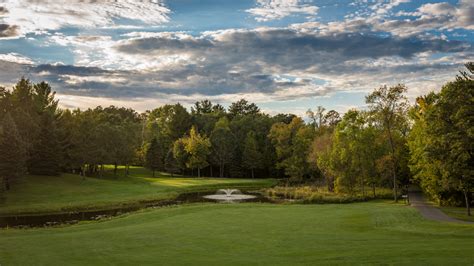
[265,186,394,203]
[0,68,472,216]
[210,117,234,177]
[164,148,180,176]
[182,126,211,177]
[366,84,409,201]
[408,63,474,215]
[145,138,163,177]
[242,131,263,178]
[269,117,314,180]
[0,113,27,190]
[28,114,62,175]
[228,98,260,118]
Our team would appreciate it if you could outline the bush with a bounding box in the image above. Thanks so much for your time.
[265,186,394,204]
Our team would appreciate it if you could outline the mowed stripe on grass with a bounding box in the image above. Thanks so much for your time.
[0,202,473,265]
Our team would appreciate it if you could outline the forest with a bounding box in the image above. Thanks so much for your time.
[0,63,472,215]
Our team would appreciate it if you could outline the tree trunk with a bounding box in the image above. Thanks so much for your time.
[81,165,86,180]
[463,189,471,216]
[198,167,201,178]
[372,182,376,198]
[371,159,376,198]
[100,164,104,178]
[114,163,118,176]
[391,165,398,202]
[251,168,254,179]
[361,179,365,198]
[219,164,224,178]
[126,164,130,176]
[152,169,155,178]
[210,165,213,177]
[325,174,330,191]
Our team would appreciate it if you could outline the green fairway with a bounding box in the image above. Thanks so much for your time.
[439,206,474,222]
[0,166,276,215]
[0,202,473,265]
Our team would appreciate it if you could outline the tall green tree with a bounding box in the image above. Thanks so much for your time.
[145,138,163,177]
[411,64,473,215]
[164,148,180,177]
[210,117,234,177]
[0,113,26,190]
[28,114,62,175]
[172,138,189,174]
[228,99,260,118]
[309,131,335,191]
[183,126,211,177]
[366,84,409,201]
[9,78,39,155]
[145,103,191,152]
[242,131,263,178]
[269,117,314,181]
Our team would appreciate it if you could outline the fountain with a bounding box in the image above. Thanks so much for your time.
[203,189,256,202]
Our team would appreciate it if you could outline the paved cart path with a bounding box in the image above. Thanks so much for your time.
[408,191,473,224]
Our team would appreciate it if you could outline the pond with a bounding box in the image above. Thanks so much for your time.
[0,190,273,228]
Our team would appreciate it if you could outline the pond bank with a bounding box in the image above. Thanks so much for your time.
[0,190,271,228]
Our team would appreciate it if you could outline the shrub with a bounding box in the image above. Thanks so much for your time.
[265,186,394,204]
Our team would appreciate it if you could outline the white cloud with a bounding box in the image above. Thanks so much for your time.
[291,0,474,38]
[247,0,318,22]
[33,26,469,106]
[0,52,34,64]
[0,0,170,38]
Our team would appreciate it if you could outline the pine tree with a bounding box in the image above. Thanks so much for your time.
[0,113,27,190]
[145,138,162,177]
[28,114,62,175]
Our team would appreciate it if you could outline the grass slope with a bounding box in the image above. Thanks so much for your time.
[439,206,474,222]
[0,166,276,215]
[0,202,473,265]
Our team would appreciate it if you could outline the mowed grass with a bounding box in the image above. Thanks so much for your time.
[0,166,276,215]
[439,206,474,222]
[0,202,473,265]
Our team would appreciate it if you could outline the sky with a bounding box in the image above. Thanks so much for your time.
[0,0,473,116]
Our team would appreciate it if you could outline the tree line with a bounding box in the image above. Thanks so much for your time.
[0,63,472,214]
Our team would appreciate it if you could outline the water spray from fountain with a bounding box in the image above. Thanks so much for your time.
[203,189,256,202]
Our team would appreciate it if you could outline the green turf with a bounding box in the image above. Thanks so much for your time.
[0,166,276,215]
[0,202,472,265]
[439,206,474,222]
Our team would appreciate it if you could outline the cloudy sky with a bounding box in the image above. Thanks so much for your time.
[0,0,472,115]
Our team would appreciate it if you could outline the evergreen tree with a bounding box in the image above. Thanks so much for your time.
[28,114,62,175]
[0,113,27,190]
[242,131,262,178]
[145,138,162,177]
[228,99,260,118]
